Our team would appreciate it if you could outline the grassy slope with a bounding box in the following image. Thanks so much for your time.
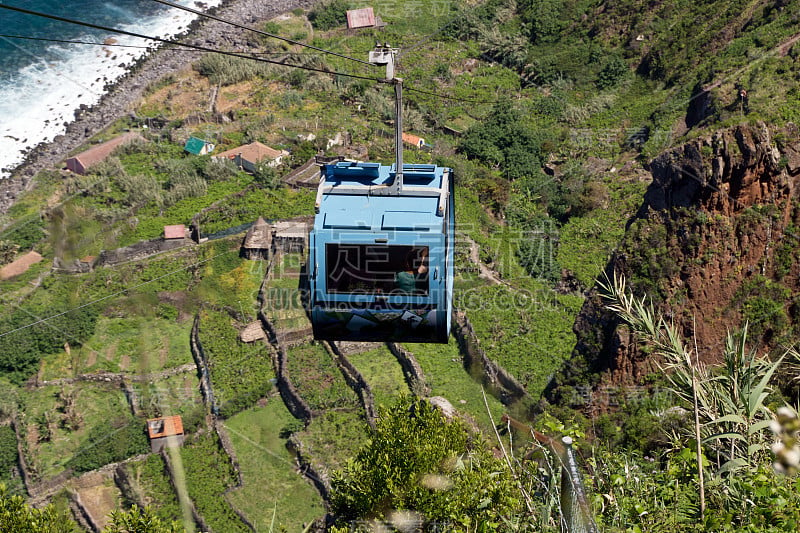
[224,401,325,531]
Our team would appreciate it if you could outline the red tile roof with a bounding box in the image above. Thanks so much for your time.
[213,141,283,164]
[402,132,425,148]
[146,416,184,439]
[164,224,186,240]
[0,251,43,280]
[347,7,376,28]
[65,132,144,175]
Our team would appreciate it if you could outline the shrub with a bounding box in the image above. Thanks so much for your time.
[308,0,349,30]
[0,426,18,484]
[194,54,274,86]
[65,417,149,473]
[330,397,520,528]
[597,56,629,89]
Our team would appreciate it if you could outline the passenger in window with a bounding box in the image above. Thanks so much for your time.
[395,248,428,294]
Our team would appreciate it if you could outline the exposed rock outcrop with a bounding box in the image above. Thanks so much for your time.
[550,121,800,408]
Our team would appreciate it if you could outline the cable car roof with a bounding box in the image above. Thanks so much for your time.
[315,162,450,232]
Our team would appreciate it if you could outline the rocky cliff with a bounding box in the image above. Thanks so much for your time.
[549,121,800,407]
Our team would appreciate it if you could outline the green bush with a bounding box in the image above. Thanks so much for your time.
[330,397,520,528]
[459,100,550,180]
[194,54,274,86]
[597,56,629,89]
[0,426,18,484]
[66,417,149,473]
[182,433,251,533]
[0,483,78,532]
[308,0,349,30]
[4,218,46,251]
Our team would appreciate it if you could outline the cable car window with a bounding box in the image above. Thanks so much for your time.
[325,244,429,295]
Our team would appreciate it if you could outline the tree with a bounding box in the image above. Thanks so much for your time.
[520,0,565,43]
[596,56,629,89]
[252,163,280,189]
[459,100,549,180]
[103,505,182,533]
[330,396,520,531]
[0,484,78,533]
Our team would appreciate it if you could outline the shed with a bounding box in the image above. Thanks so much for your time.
[346,7,376,28]
[184,136,215,155]
[402,132,426,149]
[272,220,308,254]
[240,321,267,343]
[164,224,186,240]
[65,132,145,175]
[213,141,288,172]
[146,416,185,452]
[241,217,272,260]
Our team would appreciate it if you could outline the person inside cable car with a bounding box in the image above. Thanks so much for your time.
[394,247,428,294]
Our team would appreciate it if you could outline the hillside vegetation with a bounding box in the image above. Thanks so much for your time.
[2,0,800,530]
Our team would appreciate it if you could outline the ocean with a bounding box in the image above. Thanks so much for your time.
[0,0,222,179]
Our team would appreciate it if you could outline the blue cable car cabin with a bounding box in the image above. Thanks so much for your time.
[308,161,454,343]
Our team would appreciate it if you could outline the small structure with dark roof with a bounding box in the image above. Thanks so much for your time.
[146,416,185,452]
[184,136,215,155]
[212,141,288,172]
[272,220,308,254]
[164,225,186,240]
[65,132,145,175]
[241,217,272,260]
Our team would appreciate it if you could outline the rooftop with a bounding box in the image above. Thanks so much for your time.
[214,141,285,163]
[146,415,184,439]
[164,224,186,240]
[314,162,448,233]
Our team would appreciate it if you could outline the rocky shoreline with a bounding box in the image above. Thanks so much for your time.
[0,0,315,215]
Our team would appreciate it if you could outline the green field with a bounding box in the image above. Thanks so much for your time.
[224,400,325,531]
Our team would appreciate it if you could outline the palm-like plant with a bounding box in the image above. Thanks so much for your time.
[600,273,795,517]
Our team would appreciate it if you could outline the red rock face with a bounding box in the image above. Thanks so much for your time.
[557,122,800,406]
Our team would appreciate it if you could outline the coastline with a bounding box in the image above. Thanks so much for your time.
[0,0,315,215]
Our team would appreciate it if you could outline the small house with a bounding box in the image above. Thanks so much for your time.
[146,416,185,452]
[241,217,271,260]
[402,132,426,149]
[213,141,288,172]
[164,224,186,240]
[184,136,215,155]
[272,220,308,254]
[65,132,145,175]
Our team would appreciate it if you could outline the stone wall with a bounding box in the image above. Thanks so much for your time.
[452,311,529,404]
[386,342,431,396]
[97,237,188,267]
[324,341,376,428]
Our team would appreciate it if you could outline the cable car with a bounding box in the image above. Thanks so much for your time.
[307,161,454,342]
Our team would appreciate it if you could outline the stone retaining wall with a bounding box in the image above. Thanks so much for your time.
[386,342,431,396]
[452,311,529,403]
[190,314,217,415]
[324,342,376,429]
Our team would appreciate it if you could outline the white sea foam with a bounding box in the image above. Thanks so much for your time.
[0,0,222,179]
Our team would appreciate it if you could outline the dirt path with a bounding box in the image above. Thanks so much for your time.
[465,235,503,285]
